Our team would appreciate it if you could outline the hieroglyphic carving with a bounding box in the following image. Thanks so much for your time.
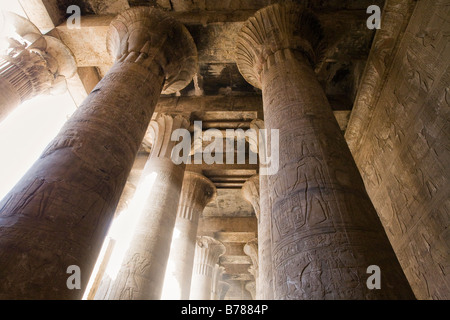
[351,0,450,299]
[0,7,197,298]
[101,114,189,300]
[345,0,417,155]
[236,3,415,299]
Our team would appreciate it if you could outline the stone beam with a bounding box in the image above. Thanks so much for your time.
[198,217,257,233]
[215,232,256,243]
[19,0,65,33]
[55,10,368,68]
[222,274,254,281]
[154,95,350,130]
[219,255,252,265]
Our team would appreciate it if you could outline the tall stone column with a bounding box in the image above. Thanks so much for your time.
[236,3,414,299]
[0,7,196,299]
[0,12,76,121]
[247,119,274,299]
[190,236,226,300]
[163,171,216,299]
[101,114,190,300]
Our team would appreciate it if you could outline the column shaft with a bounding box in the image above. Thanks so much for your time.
[259,173,274,299]
[0,7,196,299]
[163,172,216,299]
[236,4,415,299]
[190,236,225,300]
[105,156,186,299]
[0,60,164,299]
[263,48,413,299]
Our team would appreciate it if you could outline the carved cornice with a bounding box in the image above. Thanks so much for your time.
[242,175,260,219]
[0,11,76,101]
[145,113,190,160]
[193,236,226,276]
[107,7,198,94]
[235,3,325,89]
[177,171,216,221]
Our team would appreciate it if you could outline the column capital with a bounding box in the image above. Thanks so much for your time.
[244,238,258,278]
[178,171,216,220]
[235,3,324,89]
[107,7,197,94]
[245,281,256,300]
[145,113,190,160]
[242,175,260,220]
[247,119,264,154]
[0,12,76,102]
[193,236,226,276]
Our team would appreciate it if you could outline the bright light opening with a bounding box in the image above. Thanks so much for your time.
[161,227,182,300]
[82,170,158,299]
[0,92,76,202]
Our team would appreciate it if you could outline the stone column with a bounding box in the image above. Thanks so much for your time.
[163,171,216,299]
[236,3,414,299]
[190,236,226,300]
[0,7,196,299]
[211,264,225,300]
[101,114,190,300]
[0,12,76,121]
[247,119,274,299]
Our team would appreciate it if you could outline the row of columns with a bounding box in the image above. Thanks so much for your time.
[90,112,228,300]
[0,4,416,299]
[0,7,197,299]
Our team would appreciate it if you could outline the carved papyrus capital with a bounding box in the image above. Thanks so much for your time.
[0,12,76,102]
[235,3,324,89]
[247,119,264,154]
[245,281,256,300]
[244,238,258,278]
[107,7,198,94]
[193,236,226,276]
[177,171,216,221]
[145,113,190,160]
[242,175,260,219]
